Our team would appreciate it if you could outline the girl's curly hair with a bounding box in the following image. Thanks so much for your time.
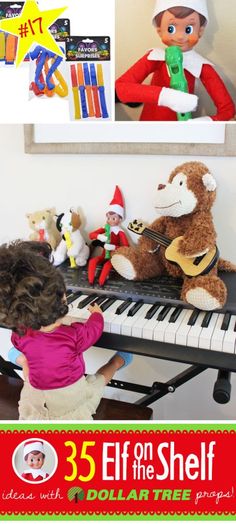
[0,241,68,334]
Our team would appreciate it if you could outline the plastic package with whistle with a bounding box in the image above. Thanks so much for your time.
[0,1,25,66]
[28,19,70,99]
[29,43,68,100]
[0,15,70,67]
[65,36,111,121]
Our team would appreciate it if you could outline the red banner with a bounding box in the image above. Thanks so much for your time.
[0,423,235,519]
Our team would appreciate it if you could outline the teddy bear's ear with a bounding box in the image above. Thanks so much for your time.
[202,173,217,192]
[70,206,79,214]
[71,212,81,230]
[46,207,56,215]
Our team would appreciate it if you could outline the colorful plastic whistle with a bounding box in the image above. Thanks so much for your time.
[97,64,109,119]
[90,63,102,118]
[63,231,76,268]
[0,32,5,61]
[165,45,192,121]
[77,63,89,118]
[30,46,68,97]
[83,63,95,117]
[70,64,81,120]
[5,34,17,65]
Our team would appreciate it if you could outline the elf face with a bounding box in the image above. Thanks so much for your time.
[106,212,122,226]
[157,10,205,52]
[26,452,44,469]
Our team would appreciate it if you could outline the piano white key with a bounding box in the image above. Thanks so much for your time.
[121,304,151,337]
[110,302,136,335]
[222,315,236,354]
[131,304,156,338]
[175,309,195,346]
[210,314,225,351]
[187,312,206,348]
[164,309,191,344]
[142,306,166,340]
[69,295,90,320]
[103,300,124,332]
[153,307,176,342]
[198,313,219,349]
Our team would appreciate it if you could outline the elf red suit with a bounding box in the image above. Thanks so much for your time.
[88,186,129,286]
[116,0,235,121]
[21,470,49,482]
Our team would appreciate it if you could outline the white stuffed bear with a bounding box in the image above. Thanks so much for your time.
[53,209,89,267]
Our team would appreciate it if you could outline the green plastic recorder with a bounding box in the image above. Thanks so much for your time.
[104,223,111,259]
[165,45,192,121]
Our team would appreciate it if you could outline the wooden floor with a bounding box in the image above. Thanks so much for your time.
[0,375,153,420]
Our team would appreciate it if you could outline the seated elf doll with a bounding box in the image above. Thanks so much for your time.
[115,0,235,121]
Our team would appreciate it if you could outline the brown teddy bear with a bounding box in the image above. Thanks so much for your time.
[26,208,61,250]
[111,161,235,311]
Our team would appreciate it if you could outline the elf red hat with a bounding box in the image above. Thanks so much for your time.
[107,186,124,218]
[24,440,44,458]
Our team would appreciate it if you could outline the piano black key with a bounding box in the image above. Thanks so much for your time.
[115,298,132,315]
[145,303,161,320]
[201,311,213,328]
[221,312,231,331]
[128,300,144,317]
[187,309,200,326]
[94,295,109,306]
[66,290,82,305]
[157,305,171,321]
[77,294,98,309]
[100,297,117,312]
[169,307,183,323]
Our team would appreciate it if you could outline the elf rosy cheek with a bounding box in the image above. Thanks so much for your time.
[161,33,172,45]
[188,34,199,46]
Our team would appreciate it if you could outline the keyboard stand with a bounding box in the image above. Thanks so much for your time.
[108,364,207,407]
[0,356,21,379]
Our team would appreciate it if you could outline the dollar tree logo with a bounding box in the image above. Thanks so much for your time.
[67,486,85,503]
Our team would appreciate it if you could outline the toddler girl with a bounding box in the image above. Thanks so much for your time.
[0,241,132,420]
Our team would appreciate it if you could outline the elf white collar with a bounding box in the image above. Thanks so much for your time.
[110,226,122,234]
[147,48,212,78]
[23,469,47,479]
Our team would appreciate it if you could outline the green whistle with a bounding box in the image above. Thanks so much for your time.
[104,223,111,259]
[165,45,192,121]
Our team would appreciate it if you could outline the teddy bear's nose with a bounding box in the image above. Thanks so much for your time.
[158,184,166,191]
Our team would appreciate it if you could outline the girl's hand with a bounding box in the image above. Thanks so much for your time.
[88,303,103,315]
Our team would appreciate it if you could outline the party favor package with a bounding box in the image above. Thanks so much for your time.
[65,36,111,121]
[49,18,70,42]
[0,1,24,65]
[29,20,70,100]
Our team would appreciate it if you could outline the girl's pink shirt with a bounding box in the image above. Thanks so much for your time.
[11,313,104,390]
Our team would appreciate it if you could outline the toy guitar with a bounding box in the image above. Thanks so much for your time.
[128,220,219,277]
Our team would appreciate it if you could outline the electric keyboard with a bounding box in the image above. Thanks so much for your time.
[61,263,236,373]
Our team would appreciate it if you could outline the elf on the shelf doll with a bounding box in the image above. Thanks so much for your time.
[21,441,49,482]
[116,0,235,121]
[88,186,129,286]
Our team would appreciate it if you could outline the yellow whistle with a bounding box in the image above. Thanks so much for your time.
[64,231,76,268]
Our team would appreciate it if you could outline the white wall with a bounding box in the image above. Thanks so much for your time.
[115,0,236,121]
[1,124,236,420]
